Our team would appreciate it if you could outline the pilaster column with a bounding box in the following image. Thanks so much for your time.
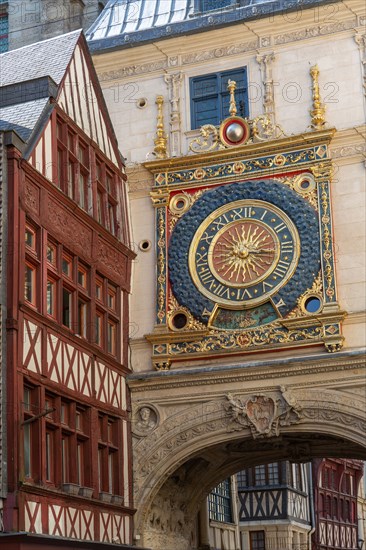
[164,72,183,157]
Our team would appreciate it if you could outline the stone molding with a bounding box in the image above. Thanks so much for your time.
[128,351,365,392]
[97,19,363,83]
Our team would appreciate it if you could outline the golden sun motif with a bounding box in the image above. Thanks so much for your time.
[212,222,277,285]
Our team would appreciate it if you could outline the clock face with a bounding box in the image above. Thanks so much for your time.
[168,180,320,326]
[189,200,299,308]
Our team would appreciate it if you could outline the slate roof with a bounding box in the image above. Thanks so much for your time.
[0,30,81,87]
[87,0,335,53]
[0,31,81,147]
[0,98,50,142]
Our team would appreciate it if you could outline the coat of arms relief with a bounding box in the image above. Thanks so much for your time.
[224,386,302,438]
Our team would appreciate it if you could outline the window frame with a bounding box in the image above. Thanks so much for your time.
[208,478,233,523]
[249,530,266,550]
[97,413,120,495]
[190,66,249,129]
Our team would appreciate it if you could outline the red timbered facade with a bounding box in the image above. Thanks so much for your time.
[312,459,363,550]
[0,31,139,549]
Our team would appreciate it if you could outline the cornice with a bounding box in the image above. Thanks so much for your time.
[126,126,365,195]
[93,10,365,83]
[330,125,366,163]
[127,348,366,392]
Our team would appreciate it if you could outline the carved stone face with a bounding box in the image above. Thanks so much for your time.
[140,407,151,420]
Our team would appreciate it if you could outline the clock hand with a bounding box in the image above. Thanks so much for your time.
[248,248,275,254]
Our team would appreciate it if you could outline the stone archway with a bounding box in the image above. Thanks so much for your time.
[128,351,366,549]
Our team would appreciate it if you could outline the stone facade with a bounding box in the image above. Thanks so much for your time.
[88,1,366,548]
[6,0,105,51]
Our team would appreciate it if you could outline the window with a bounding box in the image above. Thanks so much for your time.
[22,384,41,481]
[198,0,234,12]
[208,479,232,523]
[250,531,265,550]
[190,67,249,129]
[24,224,40,308]
[291,463,303,491]
[24,264,36,305]
[0,11,8,53]
[237,470,247,490]
[56,119,90,211]
[55,114,126,243]
[98,414,120,495]
[93,275,120,356]
[42,396,90,489]
[46,278,56,317]
[254,463,279,486]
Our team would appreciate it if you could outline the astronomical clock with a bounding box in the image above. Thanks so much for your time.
[145,73,345,370]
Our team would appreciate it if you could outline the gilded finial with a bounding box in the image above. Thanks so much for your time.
[154,95,168,159]
[227,79,237,117]
[310,65,326,130]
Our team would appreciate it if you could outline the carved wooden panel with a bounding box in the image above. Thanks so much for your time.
[48,503,94,540]
[45,197,92,259]
[23,179,40,216]
[96,235,127,288]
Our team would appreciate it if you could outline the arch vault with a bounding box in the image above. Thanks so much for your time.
[128,349,366,550]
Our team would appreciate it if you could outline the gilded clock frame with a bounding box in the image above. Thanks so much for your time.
[145,129,346,370]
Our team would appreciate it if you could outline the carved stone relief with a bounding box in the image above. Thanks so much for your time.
[224,386,302,438]
[133,405,159,437]
[164,72,183,157]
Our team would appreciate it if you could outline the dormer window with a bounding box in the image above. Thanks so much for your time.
[197,0,236,13]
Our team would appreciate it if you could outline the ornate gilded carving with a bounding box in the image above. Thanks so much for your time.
[169,190,206,230]
[310,65,326,130]
[188,124,224,154]
[188,115,285,154]
[156,207,167,324]
[274,173,318,210]
[227,79,237,117]
[224,387,302,438]
[167,294,206,332]
[251,115,285,142]
[153,95,168,159]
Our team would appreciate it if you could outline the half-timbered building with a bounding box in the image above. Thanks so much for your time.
[312,459,363,550]
[0,30,138,549]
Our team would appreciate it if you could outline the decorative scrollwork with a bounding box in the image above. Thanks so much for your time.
[188,124,224,154]
[250,115,286,142]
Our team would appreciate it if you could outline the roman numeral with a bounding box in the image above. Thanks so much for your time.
[200,268,215,284]
[260,209,268,220]
[243,207,253,218]
[281,240,294,252]
[273,260,290,278]
[196,251,208,267]
[274,222,287,233]
[274,298,286,309]
[262,281,273,292]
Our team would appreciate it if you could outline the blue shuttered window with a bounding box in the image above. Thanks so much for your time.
[208,478,233,523]
[190,67,249,129]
